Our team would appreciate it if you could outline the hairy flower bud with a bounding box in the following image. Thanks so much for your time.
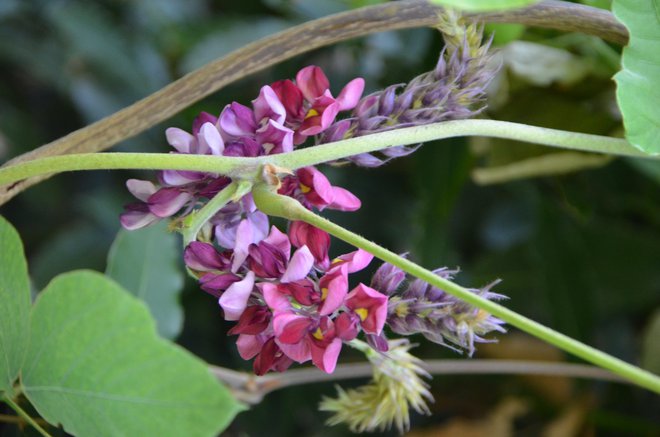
[321,19,498,167]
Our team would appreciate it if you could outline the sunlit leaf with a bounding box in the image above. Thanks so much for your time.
[106,222,185,340]
[612,0,660,154]
[429,0,540,12]
[0,216,31,395]
[22,271,243,437]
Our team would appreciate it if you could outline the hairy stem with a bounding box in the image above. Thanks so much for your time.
[263,120,650,170]
[251,186,660,394]
[209,359,626,405]
[0,153,257,187]
[2,396,52,437]
[0,121,650,188]
[0,0,627,205]
[181,182,239,245]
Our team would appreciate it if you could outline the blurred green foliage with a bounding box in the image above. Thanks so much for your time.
[0,0,658,435]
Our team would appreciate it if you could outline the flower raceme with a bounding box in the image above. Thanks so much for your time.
[120,50,505,376]
[120,65,363,235]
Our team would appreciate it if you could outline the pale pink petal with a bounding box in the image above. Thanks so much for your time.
[165,127,195,153]
[218,271,255,321]
[249,211,270,244]
[231,219,254,272]
[252,85,286,125]
[198,122,224,155]
[328,187,361,211]
[161,170,198,186]
[335,249,373,273]
[126,179,157,202]
[281,246,314,283]
[336,78,365,111]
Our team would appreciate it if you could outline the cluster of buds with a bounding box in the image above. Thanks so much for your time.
[321,18,496,167]
[372,262,507,356]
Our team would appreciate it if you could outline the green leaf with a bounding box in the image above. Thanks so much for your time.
[641,309,660,374]
[22,271,243,437]
[429,0,540,12]
[612,0,660,154]
[106,222,184,340]
[0,216,31,396]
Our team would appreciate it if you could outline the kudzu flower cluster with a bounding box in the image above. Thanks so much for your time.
[120,17,504,432]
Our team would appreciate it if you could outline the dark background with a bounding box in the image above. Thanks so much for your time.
[1,0,659,435]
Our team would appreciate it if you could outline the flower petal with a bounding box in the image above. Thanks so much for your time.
[198,122,224,155]
[328,186,361,211]
[296,65,329,101]
[252,85,286,125]
[147,188,192,218]
[231,218,254,272]
[218,271,255,321]
[165,127,194,153]
[281,245,314,283]
[311,337,342,374]
[336,77,365,111]
[126,179,157,202]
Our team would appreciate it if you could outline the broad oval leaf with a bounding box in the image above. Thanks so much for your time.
[0,216,31,396]
[429,0,540,12]
[106,222,184,340]
[22,271,243,437]
[613,0,660,154]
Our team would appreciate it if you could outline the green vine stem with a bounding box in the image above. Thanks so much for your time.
[181,181,238,245]
[251,185,660,394]
[0,121,654,188]
[2,396,52,437]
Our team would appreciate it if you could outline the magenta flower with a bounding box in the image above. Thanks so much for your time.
[288,220,331,269]
[345,284,389,335]
[295,66,364,138]
[279,166,361,212]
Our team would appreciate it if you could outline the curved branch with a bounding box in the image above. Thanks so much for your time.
[209,359,627,405]
[0,0,627,206]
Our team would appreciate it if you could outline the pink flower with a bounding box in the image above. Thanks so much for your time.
[295,66,364,139]
[218,271,255,321]
[288,221,331,269]
[345,284,389,335]
[279,166,361,212]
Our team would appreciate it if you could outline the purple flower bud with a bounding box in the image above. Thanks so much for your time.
[370,261,406,295]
